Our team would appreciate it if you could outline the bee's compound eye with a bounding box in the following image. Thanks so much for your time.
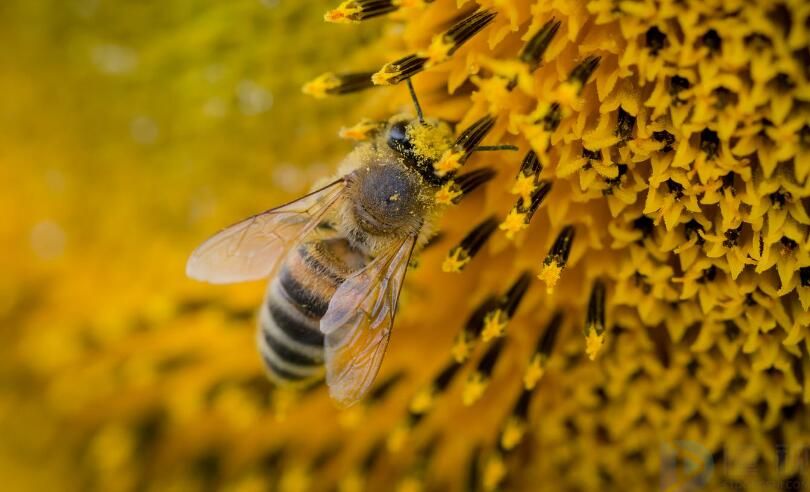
[387,121,412,154]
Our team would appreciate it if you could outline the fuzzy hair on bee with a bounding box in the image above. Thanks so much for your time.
[332,114,455,257]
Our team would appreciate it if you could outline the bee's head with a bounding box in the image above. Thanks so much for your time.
[385,116,454,186]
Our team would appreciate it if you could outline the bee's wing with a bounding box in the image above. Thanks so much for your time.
[320,234,417,407]
[186,180,346,284]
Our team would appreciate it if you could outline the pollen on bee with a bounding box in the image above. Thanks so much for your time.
[538,226,575,293]
[302,71,376,98]
[324,0,398,23]
[426,9,497,66]
[584,280,607,360]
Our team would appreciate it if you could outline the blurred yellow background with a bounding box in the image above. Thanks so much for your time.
[0,2,387,490]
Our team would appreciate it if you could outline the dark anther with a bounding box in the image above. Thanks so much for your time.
[669,75,690,101]
[434,360,463,392]
[603,163,628,192]
[712,86,738,109]
[586,280,606,335]
[568,55,601,86]
[684,219,705,245]
[454,168,496,201]
[456,115,496,155]
[500,272,532,318]
[615,107,636,140]
[769,190,791,209]
[799,267,810,287]
[516,181,552,219]
[698,265,717,284]
[464,296,501,340]
[582,147,602,160]
[519,18,561,71]
[652,130,675,152]
[701,29,722,53]
[368,371,405,401]
[724,321,740,341]
[540,103,562,132]
[700,128,720,158]
[633,215,655,239]
[767,4,792,38]
[723,224,743,248]
[536,311,563,358]
[645,26,667,55]
[771,73,796,91]
[455,216,499,259]
[379,54,428,85]
[518,149,542,178]
[477,338,505,376]
[744,33,773,51]
[442,9,497,58]
[544,226,575,269]
[665,179,684,199]
[781,236,798,251]
[799,125,810,148]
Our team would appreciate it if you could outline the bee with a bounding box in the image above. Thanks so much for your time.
[186,80,471,406]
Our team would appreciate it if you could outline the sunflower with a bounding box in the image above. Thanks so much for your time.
[2,0,809,491]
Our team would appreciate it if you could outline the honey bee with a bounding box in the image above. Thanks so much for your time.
[187,82,468,406]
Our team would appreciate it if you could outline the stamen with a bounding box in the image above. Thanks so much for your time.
[584,280,607,360]
[443,217,498,273]
[434,115,496,176]
[324,0,398,23]
[367,371,404,401]
[510,150,543,204]
[499,181,552,239]
[427,9,497,65]
[499,389,532,451]
[454,167,496,198]
[452,296,500,363]
[557,56,601,106]
[483,452,507,491]
[435,168,496,205]
[518,18,561,71]
[302,71,376,98]
[462,338,504,406]
[338,118,384,140]
[482,272,531,341]
[538,226,575,294]
[523,311,563,389]
[372,54,429,85]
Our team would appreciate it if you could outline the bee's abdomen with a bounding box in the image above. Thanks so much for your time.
[258,241,352,385]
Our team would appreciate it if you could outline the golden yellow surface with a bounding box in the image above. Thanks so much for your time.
[2,0,810,491]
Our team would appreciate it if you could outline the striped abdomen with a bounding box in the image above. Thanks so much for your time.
[258,239,361,385]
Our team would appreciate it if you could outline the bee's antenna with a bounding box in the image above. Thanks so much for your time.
[472,144,520,152]
[406,78,425,124]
